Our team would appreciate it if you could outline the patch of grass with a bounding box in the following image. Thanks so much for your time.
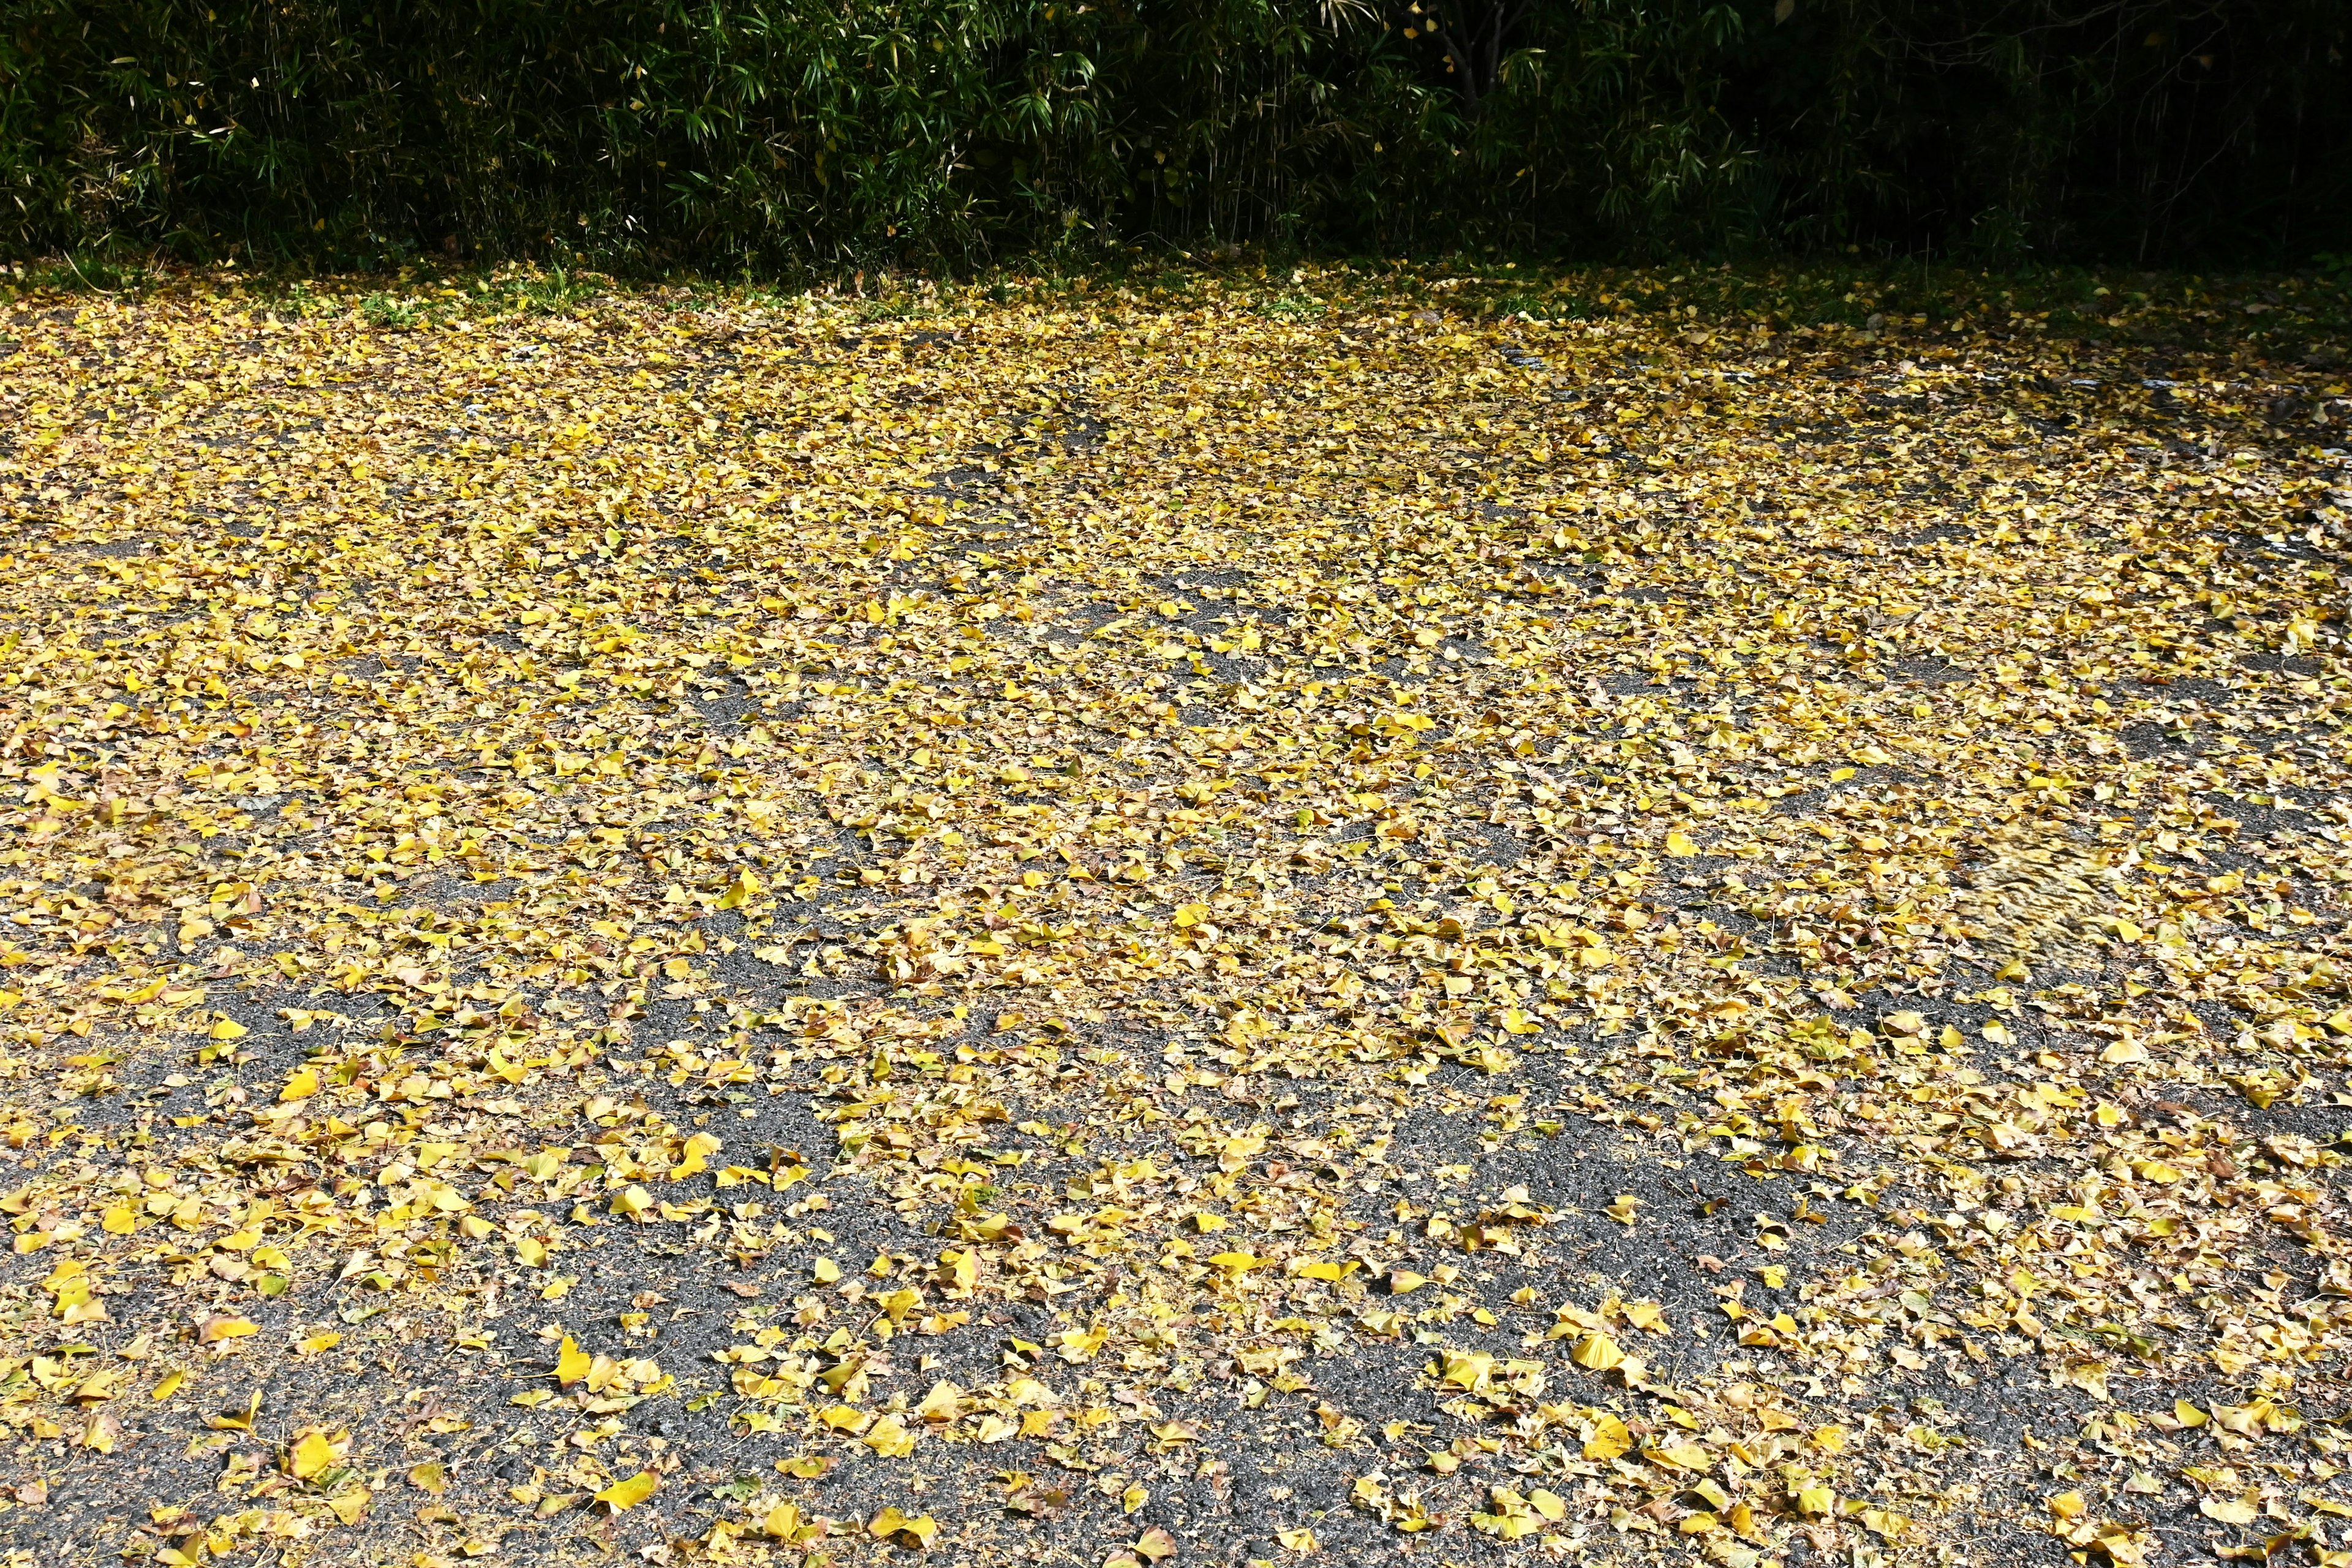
[506,266,602,315]
[359,292,423,330]
[29,252,163,295]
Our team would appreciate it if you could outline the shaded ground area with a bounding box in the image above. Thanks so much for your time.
[0,264,2348,1568]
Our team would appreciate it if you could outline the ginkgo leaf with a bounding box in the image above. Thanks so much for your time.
[867,1506,939,1545]
[288,1431,339,1479]
[863,1417,919,1457]
[595,1471,658,1510]
[1569,1332,1624,1371]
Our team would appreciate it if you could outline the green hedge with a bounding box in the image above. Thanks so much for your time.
[4,0,2346,268]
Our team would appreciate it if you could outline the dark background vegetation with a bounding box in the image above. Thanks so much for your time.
[2,0,2348,273]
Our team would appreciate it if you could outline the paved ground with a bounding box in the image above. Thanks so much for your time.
[0,264,2347,1568]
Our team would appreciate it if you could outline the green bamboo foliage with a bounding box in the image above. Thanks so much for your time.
[0,0,2345,266]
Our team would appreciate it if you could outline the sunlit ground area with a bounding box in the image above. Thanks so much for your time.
[0,264,2348,1567]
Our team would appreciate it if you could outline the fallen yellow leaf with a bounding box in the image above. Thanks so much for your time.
[595,1470,657,1510]
[289,1430,339,1480]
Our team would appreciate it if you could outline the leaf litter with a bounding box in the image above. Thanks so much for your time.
[0,265,2347,1567]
